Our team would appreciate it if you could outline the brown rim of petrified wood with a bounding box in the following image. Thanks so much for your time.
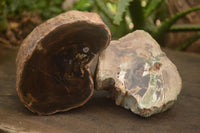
[16,10,111,115]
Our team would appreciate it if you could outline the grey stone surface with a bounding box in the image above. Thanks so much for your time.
[96,30,182,117]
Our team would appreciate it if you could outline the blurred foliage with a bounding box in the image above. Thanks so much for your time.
[0,0,200,50]
[73,0,200,50]
[73,0,93,11]
[175,32,200,51]
[0,0,8,31]
[0,0,65,20]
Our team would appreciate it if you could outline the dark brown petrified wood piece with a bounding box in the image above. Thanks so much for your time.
[16,10,110,115]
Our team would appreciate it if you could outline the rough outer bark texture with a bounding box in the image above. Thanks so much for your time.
[96,30,182,117]
[16,10,110,115]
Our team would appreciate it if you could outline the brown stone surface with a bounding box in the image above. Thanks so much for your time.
[0,47,200,132]
[16,10,110,115]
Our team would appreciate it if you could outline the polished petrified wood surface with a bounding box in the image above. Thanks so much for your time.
[16,10,110,115]
[96,31,182,117]
[0,47,200,133]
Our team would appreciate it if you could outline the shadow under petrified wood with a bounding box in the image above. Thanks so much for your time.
[0,47,200,133]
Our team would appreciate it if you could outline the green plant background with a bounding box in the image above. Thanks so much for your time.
[0,0,200,50]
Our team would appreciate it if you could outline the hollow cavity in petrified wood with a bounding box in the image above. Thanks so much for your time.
[16,11,110,115]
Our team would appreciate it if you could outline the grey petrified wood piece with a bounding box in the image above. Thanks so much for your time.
[96,30,182,117]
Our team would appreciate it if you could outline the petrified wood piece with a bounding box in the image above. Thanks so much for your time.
[16,10,110,115]
[96,30,182,117]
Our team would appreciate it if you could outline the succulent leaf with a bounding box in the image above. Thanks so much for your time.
[170,24,200,32]
[113,0,133,25]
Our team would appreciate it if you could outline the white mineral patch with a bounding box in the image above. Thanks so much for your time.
[118,71,126,85]
[118,63,129,85]
[152,92,157,103]
[83,47,90,53]
[142,63,150,77]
